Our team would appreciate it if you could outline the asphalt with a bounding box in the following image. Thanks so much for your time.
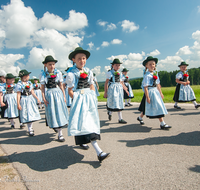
[0,102,200,190]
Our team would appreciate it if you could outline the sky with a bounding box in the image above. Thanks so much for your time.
[0,0,200,81]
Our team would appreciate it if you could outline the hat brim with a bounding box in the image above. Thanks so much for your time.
[68,50,90,60]
[42,60,57,64]
[110,62,122,64]
[18,72,31,77]
[143,58,158,66]
[122,69,129,72]
[6,76,16,79]
[178,64,189,67]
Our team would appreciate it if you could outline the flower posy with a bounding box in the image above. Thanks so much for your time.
[126,76,129,79]
[49,73,56,78]
[183,72,189,78]
[25,84,30,89]
[153,71,158,80]
[7,85,11,88]
[114,71,120,76]
[80,72,88,79]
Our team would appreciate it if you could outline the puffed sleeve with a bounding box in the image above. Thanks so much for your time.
[66,72,75,88]
[57,70,63,83]
[176,72,182,79]
[0,85,3,92]
[120,73,123,82]
[106,71,112,79]
[40,71,45,85]
[15,83,23,92]
[142,74,151,87]
[89,70,94,85]
[156,75,160,84]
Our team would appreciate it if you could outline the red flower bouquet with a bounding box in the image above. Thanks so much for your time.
[49,73,56,78]
[126,76,128,79]
[80,72,88,79]
[114,72,120,76]
[25,85,30,89]
[183,73,189,78]
[153,72,158,80]
[7,85,11,88]
[36,85,38,87]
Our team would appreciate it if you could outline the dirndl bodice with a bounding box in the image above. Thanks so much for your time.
[6,87,14,94]
[77,77,90,89]
[21,88,31,96]
[45,78,58,88]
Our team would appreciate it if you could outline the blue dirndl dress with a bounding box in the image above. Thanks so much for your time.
[66,67,100,145]
[0,84,19,119]
[138,71,168,118]
[16,81,41,123]
[40,69,69,128]
[107,70,124,111]
[122,75,134,99]
[173,71,196,102]
[63,75,72,108]
[33,83,44,105]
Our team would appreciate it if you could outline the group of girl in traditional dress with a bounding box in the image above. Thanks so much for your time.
[0,48,199,163]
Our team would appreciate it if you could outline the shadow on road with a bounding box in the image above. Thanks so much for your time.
[119,131,200,147]
[8,145,100,171]
[189,165,200,173]
[101,124,152,133]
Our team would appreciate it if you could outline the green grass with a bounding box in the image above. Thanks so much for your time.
[98,85,200,103]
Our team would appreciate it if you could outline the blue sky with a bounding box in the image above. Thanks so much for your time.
[0,0,200,81]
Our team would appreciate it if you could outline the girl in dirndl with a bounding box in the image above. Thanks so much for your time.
[0,73,25,129]
[104,59,129,124]
[33,77,44,109]
[121,68,134,107]
[173,61,200,109]
[40,55,69,142]
[16,70,41,136]
[66,47,110,162]
[137,56,171,130]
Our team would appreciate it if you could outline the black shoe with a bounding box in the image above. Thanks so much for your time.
[108,114,112,121]
[53,128,58,133]
[160,124,172,130]
[20,124,25,129]
[58,135,65,142]
[137,117,144,125]
[118,119,127,124]
[174,105,181,109]
[128,103,133,106]
[80,144,89,150]
[28,130,34,136]
[98,152,110,163]
[195,104,200,109]
[11,125,15,129]
[125,104,129,107]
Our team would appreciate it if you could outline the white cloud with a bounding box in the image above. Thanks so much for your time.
[0,0,39,48]
[86,32,96,38]
[87,42,94,50]
[97,20,117,31]
[106,23,117,31]
[97,20,107,27]
[158,56,182,70]
[0,54,24,75]
[192,30,200,42]
[91,66,101,75]
[176,46,192,55]
[128,52,145,61]
[197,6,200,13]
[39,10,88,32]
[101,41,109,47]
[148,49,160,56]
[104,65,111,71]
[111,39,122,45]
[121,20,139,33]
[96,47,100,51]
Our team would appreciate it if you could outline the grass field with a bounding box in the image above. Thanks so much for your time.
[98,85,200,103]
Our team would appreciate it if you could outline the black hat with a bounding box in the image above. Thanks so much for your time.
[6,73,16,79]
[68,47,90,60]
[18,69,31,77]
[110,58,122,64]
[142,56,158,66]
[42,55,58,64]
[178,61,189,67]
[122,68,129,72]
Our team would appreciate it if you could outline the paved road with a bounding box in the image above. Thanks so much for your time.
[0,102,200,190]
